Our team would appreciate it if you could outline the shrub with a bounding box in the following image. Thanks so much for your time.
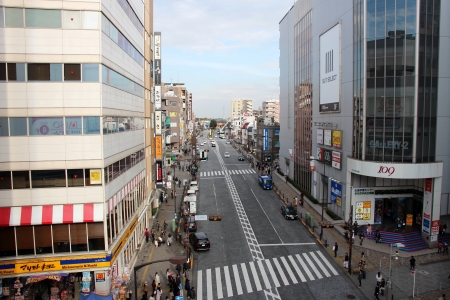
[326,209,342,220]
[152,208,158,216]
[286,177,319,204]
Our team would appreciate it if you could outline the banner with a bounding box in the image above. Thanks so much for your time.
[263,129,269,151]
[155,136,162,159]
[332,130,342,148]
[422,178,432,235]
[330,181,342,206]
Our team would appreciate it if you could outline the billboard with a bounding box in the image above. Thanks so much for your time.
[330,181,342,206]
[155,111,162,135]
[319,23,341,112]
[155,86,161,109]
[324,129,332,146]
[155,136,162,159]
[317,128,323,144]
[154,33,161,85]
[422,178,432,235]
[332,130,342,148]
[332,151,341,169]
[156,160,163,183]
[263,129,269,151]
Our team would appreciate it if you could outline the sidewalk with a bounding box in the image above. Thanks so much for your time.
[131,154,195,300]
[270,172,450,299]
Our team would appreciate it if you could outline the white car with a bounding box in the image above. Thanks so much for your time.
[224,152,230,158]
[226,141,230,144]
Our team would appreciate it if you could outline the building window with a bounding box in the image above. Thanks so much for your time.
[0,117,9,136]
[85,169,102,186]
[8,63,26,81]
[28,63,63,81]
[28,117,64,135]
[12,171,30,189]
[35,225,53,255]
[82,64,99,82]
[65,116,82,135]
[0,63,5,80]
[25,8,61,28]
[17,226,34,255]
[31,170,66,188]
[64,64,81,81]
[83,116,100,134]
[53,224,70,253]
[0,171,12,189]
[5,8,24,27]
[70,223,88,252]
[67,169,84,187]
[10,117,27,136]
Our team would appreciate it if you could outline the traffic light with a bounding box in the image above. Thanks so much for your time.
[395,250,399,260]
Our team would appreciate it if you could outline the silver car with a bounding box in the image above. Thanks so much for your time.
[224,152,230,158]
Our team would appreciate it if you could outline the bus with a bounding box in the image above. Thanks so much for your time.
[258,175,273,190]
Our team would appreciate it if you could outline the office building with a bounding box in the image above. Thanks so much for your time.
[231,99,253,118]
[262,99,280,123]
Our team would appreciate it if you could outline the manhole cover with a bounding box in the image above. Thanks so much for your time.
[347,295,356,299]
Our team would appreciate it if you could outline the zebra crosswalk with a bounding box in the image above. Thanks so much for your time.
[199,169,256,177]
[196,250,338,299]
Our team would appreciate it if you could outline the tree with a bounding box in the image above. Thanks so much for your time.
[210,119,217,129]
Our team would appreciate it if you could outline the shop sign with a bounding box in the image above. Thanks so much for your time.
[25,275,62,285]
[89,169,102,185]
[155,111,162,135]
[323,149,332,165]
[324,129,332,146]
[422,178,432,235]
[111,216,138,264]
[355,201,371,220]
[155,86,161,110]
[330,181,342,206]
[155,135,163,159]
[95,273,105,282]
[3,287,9,297]
[316,147,323,161]
[156,160,163,182]
[431,220,440,236]
[368,139,409,150]
[354,188,374,195]
[332,130,342,148]
[377,166,395,176]
[317,129,323,145]
[332,151,341,169]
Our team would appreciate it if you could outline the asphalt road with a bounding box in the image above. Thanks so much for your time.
[191,131,363,300]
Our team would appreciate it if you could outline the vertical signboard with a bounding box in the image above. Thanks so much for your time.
[324,129,332,146]
[316,147,323,161]
[156,160,163,184]
[155,111,162,135]
[323,148,332,165]
[319,23,341,112]
[155,136,162,159]
[330,181,342,206]
[422,178,432,234]
[332,130,342,148]
[317,129,324,144]
[154,33,161,85]
[155,86,161,110]
[263,129,269,151]
[332,151,341,169]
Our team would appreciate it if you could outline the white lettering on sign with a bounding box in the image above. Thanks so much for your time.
[369,140,408,150]
[378,166,395,176]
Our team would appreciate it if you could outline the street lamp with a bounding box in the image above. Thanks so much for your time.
[386,242,405,299]
[133,256,186,300]
[309,156,327,240]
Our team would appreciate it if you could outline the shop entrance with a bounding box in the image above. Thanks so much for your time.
[373,196,423,232]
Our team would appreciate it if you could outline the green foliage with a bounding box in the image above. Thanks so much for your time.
[286,176,319,204]
[326,209,342,220]
[152,208,158,216]
[210,119,217,128]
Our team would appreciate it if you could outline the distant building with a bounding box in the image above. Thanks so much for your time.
[262,100,280,123]
[231,99,253,118]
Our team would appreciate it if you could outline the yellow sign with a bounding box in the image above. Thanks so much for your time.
[90,169,102,185]
[155,136,162,159]
[332,130,342,148]
[355,201,371,220]
[111,216,138,264]
[170,112,177,117]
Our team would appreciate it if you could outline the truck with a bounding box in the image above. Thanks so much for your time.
[258,174,273,190]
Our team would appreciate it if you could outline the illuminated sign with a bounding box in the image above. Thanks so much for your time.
[332,130,342,148]
[155,136,162,159]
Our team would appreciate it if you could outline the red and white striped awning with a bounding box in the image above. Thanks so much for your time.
[0,203,103,227]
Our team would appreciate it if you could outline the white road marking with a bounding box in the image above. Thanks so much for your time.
[302,252,323,279]
[259,243,316,247]
[224,266,233,297]
[288,255,306,282]
[233,264,243,295]
[197,270,203,300]
[296,254,315,280]
[207,269,213,299]
[240,263,253,294]
[215,267,223,299]
[273,257,289,286]
[265,259,280,287]
[249,261,262,291]
[280,256,298,284]
[309,252,331,277]
[258,260,271,289]
[316,250,339,275]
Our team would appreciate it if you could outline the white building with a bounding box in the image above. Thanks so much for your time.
[230,99,253,118]
[262,99,280,123]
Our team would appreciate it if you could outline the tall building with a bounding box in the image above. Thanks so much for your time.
[262,99,280,123]
[230,99,253,118]
[0,0,155,292]
[279,0,449,247]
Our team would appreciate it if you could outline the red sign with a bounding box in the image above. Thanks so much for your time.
[156,161,163,182]
[317,147,323,161]
[432,220,440,235]
[378,166,395,176]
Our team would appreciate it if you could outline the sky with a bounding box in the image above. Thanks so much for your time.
[154,0,295,119]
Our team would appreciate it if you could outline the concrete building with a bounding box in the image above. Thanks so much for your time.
[279,0,449,247]
[0,0,155,290]
[231,99,253,118]
[262,99,280,123]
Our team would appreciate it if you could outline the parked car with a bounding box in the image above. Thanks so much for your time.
[226,141,230,144]
[224,152,230,157]
[238,156,245,161]
[190,232,210,251]
[281,205,298,220]
[211,143,216,147]
[184,216,197,232]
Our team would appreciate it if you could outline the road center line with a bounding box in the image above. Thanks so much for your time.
[259,243,316,246]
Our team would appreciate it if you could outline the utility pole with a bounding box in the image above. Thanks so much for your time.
[348,205,353,275]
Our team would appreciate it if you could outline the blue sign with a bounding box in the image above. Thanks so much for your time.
[330,181,342,206]
[264,129,269,151]
[422,219,430,234]
[274,129,280,135]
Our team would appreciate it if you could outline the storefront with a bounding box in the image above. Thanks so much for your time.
[346,158,443,248]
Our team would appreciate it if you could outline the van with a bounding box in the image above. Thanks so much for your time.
[187,189,196,196]
[190,181,199,191]
[184,195,197,214]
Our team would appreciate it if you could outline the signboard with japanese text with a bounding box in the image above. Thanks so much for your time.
[355,201,371,220]
[263,129,269,151]
[332,151,341,169]
[324,129,332,146]
[323,148,332,165]
[316,147,323,161]
[332,130,342,148]
[155,86,161,109]
[330,181,342,206]
[317,128,324,144]
[156,160,163,183]
[155,111,162,135]
[422,178,432,235]
[155,136,162,159]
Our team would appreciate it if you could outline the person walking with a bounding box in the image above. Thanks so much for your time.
[155,221,160,232]
[376,272,382,285]
[163,221,168,231]
[367,224,372,236]
[380,278,386,296]
[167,234,173,246]
[185,278,191,298]
[155,286,162,300]
[357,271,363,288]
[333,242,338,257]
[155,272,161,286]
[344,253,349,269]
[144,228,150,243]
[176,264,182,276]
[374,284,380,300]
[410,256,416,270]
[142,281,149,299]
[375,230,381,243]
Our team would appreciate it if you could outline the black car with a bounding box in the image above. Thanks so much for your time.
[184,216,197,232]
[281,205,298,220]
[190,232,210,251]
[238,156,245,161]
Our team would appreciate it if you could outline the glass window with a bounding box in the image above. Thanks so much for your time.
[17,226,34,255]
[0,227,16,257]
[35,225,53,254]
[53,224,70,253]
[31,170,66,188]
[0,117,9,136]
[25,9,61,28]
[67,169,84,187]
[29,117,64,136]
[10,117,27,136]
[5,8,24,27]
[64,64,81,81]
[8,63,25,81]
[12,171,30,189]
[50,64,62,81]
[82,11,99,29]
[0,7,4,26]
[28,63,50,81]
[85,169,102,186]
[65,116,82,135]
[82,64,99,82]
[70,223,87,252]
[88,223,105,251]
[0,171,12,189]
[83,116,100,134]
[62,10,80,29]
[0,63,5,80]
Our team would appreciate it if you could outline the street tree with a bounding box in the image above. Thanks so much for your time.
[210,119,217,129]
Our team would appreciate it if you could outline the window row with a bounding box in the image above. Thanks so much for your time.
[0,169,102,190]
[0,116,100,136]
[116,0,144,37]
[102,116,145,134]
[0,7,99,29]
[101,14,144,66]
[0,223,105,257]
[0,63,99,82]
[102,65,144,97]
[107,180,146,246]
[104,149,145,184]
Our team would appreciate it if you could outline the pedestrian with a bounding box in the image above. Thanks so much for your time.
[166,268,171,282]
[176,274,181,286]
[359,231,364,245]
[183,262,189,277]
[151,229,155,243]
[445,242,449,254]
[190,287,196,300]
[374,284,380,300]
[178,179,181,188]
[361,251,365,262]
[185,278,191,298]
[380,278,385,296]
[367,224,372,236]
[167,234,173,246]
[144,228,150,243]
[375,230,381,243]
[163,221,168,231]
[156,221,160,232]
[357,270,363,288]
[143,281,149,299]
[151,279,156,296]
[333,242,338,257]
[176,264,182,276]
[376,272,382,284]
[155,272,160,286]
[344,253,349,269]
[410,256,416,270]
[155,286,162,300]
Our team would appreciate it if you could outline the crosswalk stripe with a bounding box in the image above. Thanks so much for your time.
[224,266,233,297]
[219,171,223,175]
[240,263,253,294]
[265,259,280,288]
[296,254,315,280]
[251,169,256,173]
[207,269,213,300]
[232,264,243,295]
[302,252,323,279]
[288,255,306,282]
[273,257,289,286]
[309,252,331,277]
[232,170,237,174]
[249,261,262,291]
[198,270,203,300]
[316,250,339,275]
[214,171,218,176]
[280,256,298,284]
[257,260,271,289]
[207,171,210,177]
[239,170,243,174]
[215,267,223,299]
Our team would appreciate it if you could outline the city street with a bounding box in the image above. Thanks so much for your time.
[191,132,364,300]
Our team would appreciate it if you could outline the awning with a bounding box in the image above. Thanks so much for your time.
[0,203,103,227]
